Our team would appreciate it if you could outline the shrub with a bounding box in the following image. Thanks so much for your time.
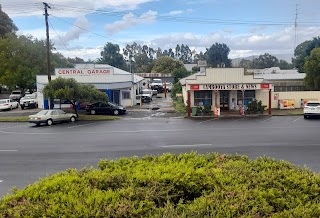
[1,152,320,217]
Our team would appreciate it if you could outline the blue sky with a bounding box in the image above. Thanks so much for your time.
[2,0,320,61]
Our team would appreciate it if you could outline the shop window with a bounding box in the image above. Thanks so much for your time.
[274,86,305,92]
[237,90,255,104]
[122,91,131,99]
[194,91,212,106]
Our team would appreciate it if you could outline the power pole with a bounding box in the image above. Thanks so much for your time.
[293,4,299,69]
[43,2,51,82]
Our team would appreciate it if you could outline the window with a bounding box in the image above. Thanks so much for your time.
[237,90,255,105]
[51,111,58,115]
[194,91,212,106]
[274,86,305,92]
[122,91,131,99]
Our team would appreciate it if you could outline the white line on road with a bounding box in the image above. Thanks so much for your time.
[68,121,103,129]
[260,117,272,123]
[292,117,302,122]
[0,150,18,152]
[0,180,3,183]
[196,118,218,125]
[0,124,27,130]
[163,144,212,148]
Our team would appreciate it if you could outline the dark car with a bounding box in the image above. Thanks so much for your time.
[85,102,126,115]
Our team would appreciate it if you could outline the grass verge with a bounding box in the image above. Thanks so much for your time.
[173,98,187,115]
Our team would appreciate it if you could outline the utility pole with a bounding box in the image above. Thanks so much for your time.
[43,2,51,82]
[293,4,299,69]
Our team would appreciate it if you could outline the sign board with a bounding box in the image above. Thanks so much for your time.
[301,99,318,107]
[279,99,295,109]
[55,68,113,76]
[260,83,270,89]
[197,61,207,67]
[189,83,270,91]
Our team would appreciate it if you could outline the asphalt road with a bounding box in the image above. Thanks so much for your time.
[0,115,320,197]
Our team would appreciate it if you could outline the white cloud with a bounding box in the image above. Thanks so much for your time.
[2,0,159,18]
[169,10,183,15]
[105,11,157,35]
[53,17,90,46]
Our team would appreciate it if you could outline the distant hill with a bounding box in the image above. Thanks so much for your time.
[232,54,293,67]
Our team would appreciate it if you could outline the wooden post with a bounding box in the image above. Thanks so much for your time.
[268,89,272,115]
[187,91,191,118]
[164,81,167,98]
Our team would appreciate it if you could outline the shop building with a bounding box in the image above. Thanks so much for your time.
[36,64,146,108]
[180,67,320,116]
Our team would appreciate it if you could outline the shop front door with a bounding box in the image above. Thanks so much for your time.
[112,90,120,105]
[220,91,229,111]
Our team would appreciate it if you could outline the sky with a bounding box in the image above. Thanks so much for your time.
[2,0,320,62]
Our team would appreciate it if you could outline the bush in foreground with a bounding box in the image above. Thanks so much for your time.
[1,152,320,217]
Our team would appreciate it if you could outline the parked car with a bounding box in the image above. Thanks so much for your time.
[20,93,38,110]
[304,101,320,119]
[0,99,19,111]
[29,109,77,126]
[151,78,164,93]
[137,89,153,103]
[9,90,24,102]
[164,82,173,92]
[85,102,126,115]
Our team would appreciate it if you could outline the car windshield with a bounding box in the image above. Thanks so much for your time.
[307,102,320,106]
[141,90,151,94]
[108,102,118,107]
[36,110,49,115]
[24,96,34,99]
[0,100,7,104]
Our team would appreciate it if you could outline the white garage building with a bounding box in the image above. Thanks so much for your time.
[36,64,146,108]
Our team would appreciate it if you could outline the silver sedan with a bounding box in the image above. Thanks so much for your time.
[29,109,77,126]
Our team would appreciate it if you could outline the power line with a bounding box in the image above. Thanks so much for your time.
[50,14,126,45]
[48,18,71,52]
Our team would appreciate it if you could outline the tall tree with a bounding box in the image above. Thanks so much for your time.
[294,37,320,73]
[0,5,18,37]
[253,53,279,69]
[98,42,127,70]
[239,59,253,69]
[152,56,186,74]
[0,35,47,90]
[304,48,320,90]
[205,43,232,67]
[43,77,108,115]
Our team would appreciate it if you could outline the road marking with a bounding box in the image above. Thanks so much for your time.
[292,117,302,122]
[0,180,3,183]
[0,150,18,152]
[260,117,272,123]
[196,118,218,125]
[0,124,27,130]
[163,144,212,148]
[68,121,103,129]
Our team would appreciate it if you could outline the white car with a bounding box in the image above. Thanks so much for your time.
[304,101,320,119]
[0,99,19,111]
[20,93,38,109]
[29,109,77,126]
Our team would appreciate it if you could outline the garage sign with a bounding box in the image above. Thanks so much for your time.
[55,68,113,76]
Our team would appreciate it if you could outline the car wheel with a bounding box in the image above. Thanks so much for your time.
[304,115,308,119]
[46,119,53,126]
[21,106,24,110]
[90,110,96,115]
[70,116,76,122]
[16,104,18,108]
[113,109,119,115]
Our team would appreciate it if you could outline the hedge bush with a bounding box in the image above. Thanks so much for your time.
[1,152,320,217]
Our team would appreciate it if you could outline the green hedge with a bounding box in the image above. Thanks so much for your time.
[1,152,320,217]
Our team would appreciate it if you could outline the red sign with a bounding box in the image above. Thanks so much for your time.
[190,84,200,90]
[260,83,270,89]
